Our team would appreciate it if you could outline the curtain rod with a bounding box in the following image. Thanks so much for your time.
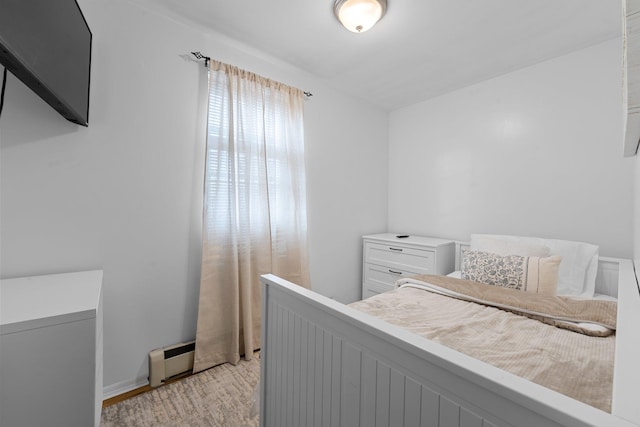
[190,51,313,98]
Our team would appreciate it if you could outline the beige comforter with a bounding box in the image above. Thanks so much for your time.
[349,275,616,412]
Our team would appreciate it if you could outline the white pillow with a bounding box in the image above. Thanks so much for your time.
[470,235,551,257]
[470,234,599,298]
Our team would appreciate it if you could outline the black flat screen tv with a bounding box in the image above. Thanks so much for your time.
[0,0,92,126]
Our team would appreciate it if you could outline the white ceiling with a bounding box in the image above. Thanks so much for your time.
[139,0,622,111]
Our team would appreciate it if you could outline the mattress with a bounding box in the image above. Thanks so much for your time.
[349,275,616,412]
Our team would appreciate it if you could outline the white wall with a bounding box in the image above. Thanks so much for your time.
[635,152,640,265]
[0,0,388,392]
[388,39,635,258]
[304,90,389,303]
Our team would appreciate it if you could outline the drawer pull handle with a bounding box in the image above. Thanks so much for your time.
[389,247,403,252]
[389,269,403,275]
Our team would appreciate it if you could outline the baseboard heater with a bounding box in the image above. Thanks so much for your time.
[148,340,195,387]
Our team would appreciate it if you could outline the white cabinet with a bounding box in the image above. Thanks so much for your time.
[0,270,103,427]
[362,233,455,299]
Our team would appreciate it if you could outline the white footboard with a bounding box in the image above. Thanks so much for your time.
[260,272,637,427]
[613,259,640,424]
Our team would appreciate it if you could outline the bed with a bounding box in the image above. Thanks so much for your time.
[259,237,640,427]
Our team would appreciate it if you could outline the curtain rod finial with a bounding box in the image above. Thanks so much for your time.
[191,51,211,68]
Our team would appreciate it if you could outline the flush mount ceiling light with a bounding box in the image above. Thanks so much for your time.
[333,0,387,33]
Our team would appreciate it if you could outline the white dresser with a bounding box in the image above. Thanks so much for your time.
[0,270,103,427]
[362,233,455,299]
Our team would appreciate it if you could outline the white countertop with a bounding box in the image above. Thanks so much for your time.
[1,270,103,335]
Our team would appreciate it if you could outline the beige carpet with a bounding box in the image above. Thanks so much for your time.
[101,354,260,427]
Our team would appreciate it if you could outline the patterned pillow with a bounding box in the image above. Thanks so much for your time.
[461,249,561,295]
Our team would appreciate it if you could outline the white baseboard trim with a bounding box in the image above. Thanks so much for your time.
[103,377,149,400]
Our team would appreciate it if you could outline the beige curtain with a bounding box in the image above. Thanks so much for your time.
[193,59,310,373]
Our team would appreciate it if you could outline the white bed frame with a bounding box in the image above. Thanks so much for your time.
[260,254,640,427]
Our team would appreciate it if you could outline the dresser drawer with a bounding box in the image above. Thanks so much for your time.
[364,242,435,274]
[363,263,420,294]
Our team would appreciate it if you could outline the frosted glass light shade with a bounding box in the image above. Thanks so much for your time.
[334,0,387,33]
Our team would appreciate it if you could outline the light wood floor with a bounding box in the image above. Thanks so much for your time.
[103,372,195,408]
